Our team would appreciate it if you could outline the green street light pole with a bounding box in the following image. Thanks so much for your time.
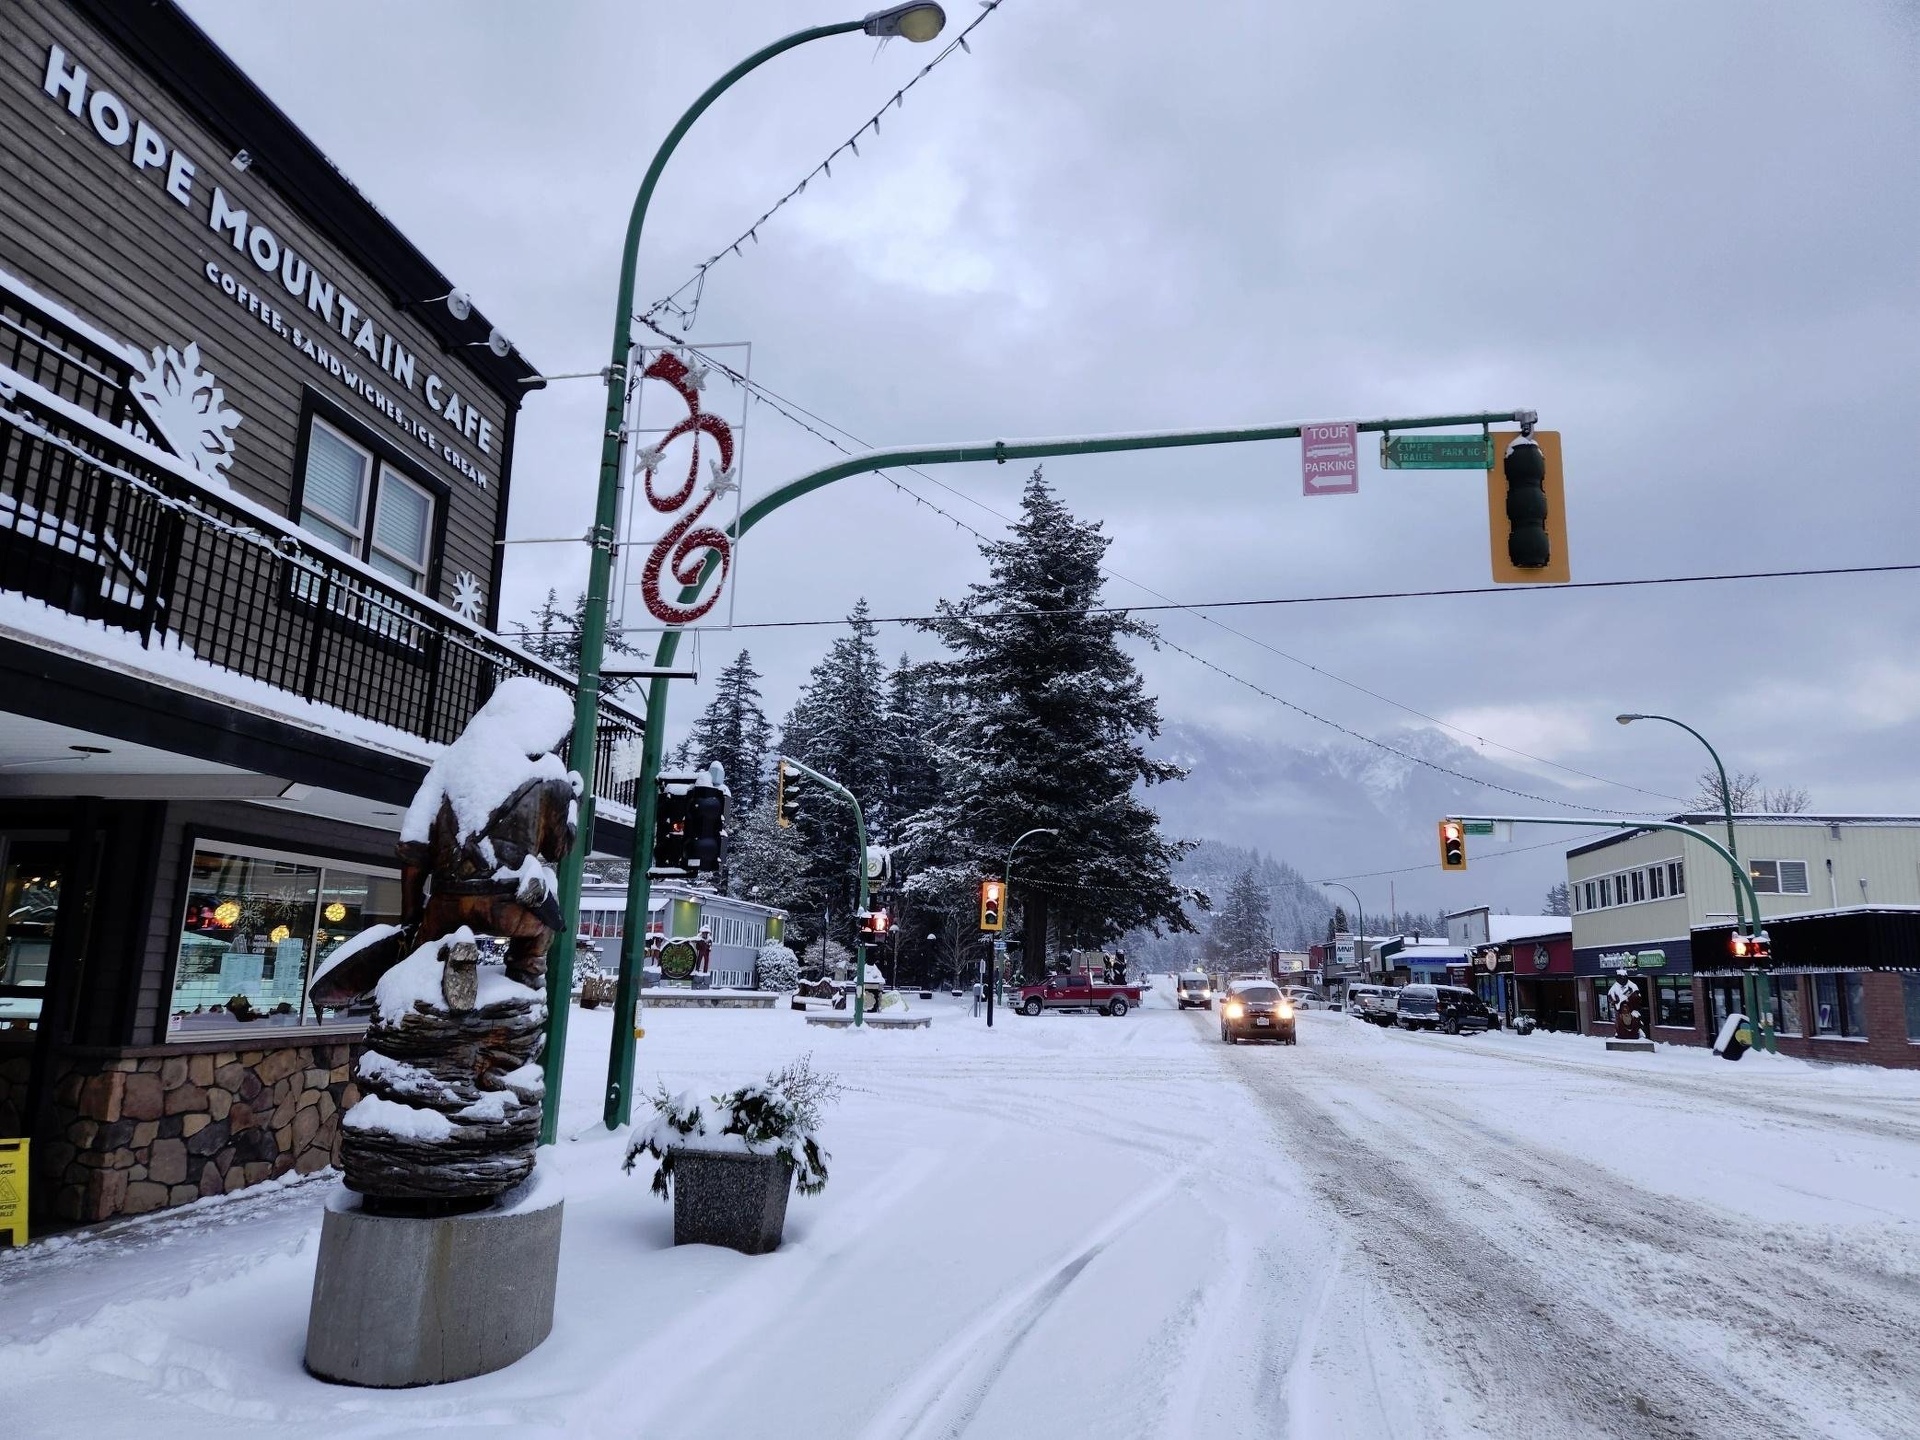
[990,827,1057,1028]
[546,4,952,1145]
[774,756,872,1024]
[1616,712,1774,1051]
[595,406,1538,1126]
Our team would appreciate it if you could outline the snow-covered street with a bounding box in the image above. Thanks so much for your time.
[5,991,1920,1439]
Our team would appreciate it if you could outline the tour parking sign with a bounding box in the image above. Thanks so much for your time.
[1301,421,1359,495]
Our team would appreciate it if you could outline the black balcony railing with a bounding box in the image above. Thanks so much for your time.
[0,301,641,811]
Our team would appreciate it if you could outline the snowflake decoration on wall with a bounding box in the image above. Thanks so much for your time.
[449,571,485,622]
[130,341,242,483]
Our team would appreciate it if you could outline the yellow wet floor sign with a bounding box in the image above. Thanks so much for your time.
[0,1137,25,1246]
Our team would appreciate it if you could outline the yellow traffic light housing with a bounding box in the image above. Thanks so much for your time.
[979,879,1005,932]
[1487,430,1569,584]
[1438,820,1468,871]
[775,760,800,828]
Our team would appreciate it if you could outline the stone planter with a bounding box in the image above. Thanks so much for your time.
[670,1147,794,1254]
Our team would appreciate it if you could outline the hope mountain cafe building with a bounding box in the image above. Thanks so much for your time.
[0,1,647,1231]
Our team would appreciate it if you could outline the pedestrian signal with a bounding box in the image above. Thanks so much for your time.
[1438,820,1468,872]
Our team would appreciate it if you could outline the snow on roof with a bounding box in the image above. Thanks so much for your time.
[1488,915,1572,943]
[401,677,576,845]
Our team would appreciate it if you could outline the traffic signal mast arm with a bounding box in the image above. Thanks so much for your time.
[773,756,872,1026]
[1443,815,1764,935]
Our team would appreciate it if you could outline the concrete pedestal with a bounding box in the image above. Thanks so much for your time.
[305,1167,563,1387]
[1606,1039,1657,1053]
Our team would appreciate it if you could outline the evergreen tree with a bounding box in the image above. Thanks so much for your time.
[778,602,890,944]
[1542,882,1571,917]
[903,469,1193,975]
[729,794,810,917]
[879,655,942,835]
[1328,906,1349,942]
[508,589,642,699]
[1206,867,1272,969]
[675,650,773,809]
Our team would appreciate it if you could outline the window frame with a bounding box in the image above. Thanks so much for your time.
[289,392,451,601]
[298,415,373,548]
[367,463,435,591]
[1653,974,1695,1030]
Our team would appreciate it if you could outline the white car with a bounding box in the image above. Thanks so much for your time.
[1345,984,1400,1026]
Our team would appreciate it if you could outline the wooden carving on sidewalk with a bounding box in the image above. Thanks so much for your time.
[308,678,582,1209]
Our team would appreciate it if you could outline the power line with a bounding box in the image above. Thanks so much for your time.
[643,1,1012,332]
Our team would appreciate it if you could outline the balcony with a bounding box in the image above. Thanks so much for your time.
[0,285,642,809]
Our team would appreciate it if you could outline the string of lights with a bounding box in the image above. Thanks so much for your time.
[642,0,1010,331]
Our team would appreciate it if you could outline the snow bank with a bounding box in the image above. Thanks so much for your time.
[401,676,577,845]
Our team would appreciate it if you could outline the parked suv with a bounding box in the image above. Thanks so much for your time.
[1346,984,1399,1026]
[1394,984,1442,1030]
[1175,973,1214,1010]
[1433,985,1494,1035]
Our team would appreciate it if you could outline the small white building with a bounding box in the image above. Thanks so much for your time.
[576,881,788,990]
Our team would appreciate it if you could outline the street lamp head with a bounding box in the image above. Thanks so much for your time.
[1616,713,1644,726]
[863,3,946,41]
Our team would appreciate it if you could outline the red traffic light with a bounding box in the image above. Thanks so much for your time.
[1730,930,1772,961]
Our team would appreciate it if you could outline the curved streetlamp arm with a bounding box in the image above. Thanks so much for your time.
[1619,712,1744,928]
[1320,881,1367,976]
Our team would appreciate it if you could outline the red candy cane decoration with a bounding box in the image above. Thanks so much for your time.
[635,350,733,625]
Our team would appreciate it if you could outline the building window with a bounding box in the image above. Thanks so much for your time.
[1647,865,1665,900]
[1904,975,1920,1042]
[1654,975,1695,1029]
[1811,972,1867,1039]
[169,841,402,1034]
[298,416,435,594]
[0,836,64,1032]
[1748,860,1810,896]
[1598,877,1612,908]
[1668,860,1686,895]
[1629,870,1645,904]
[1592,978,1617,1023]
[1582,881,1597,912]
[1774,977,1803,1038]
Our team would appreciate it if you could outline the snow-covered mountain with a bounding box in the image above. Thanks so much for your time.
[1138,719,1613,921]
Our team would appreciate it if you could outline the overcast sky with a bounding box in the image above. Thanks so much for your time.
[180,0,1920,905]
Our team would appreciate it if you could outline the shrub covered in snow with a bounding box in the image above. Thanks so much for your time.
[755,942,800,993]
[575,952,615,1009]
[623,1055,839,1199]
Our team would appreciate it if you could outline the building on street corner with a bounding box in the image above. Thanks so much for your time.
[1446,907,1574,1031]
[1566,815,1920,1064]
[0,0,648,1228]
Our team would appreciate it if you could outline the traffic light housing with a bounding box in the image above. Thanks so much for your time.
[776,760,801,828]
[1486,429,1569,584]
[652,782,690,874]
[1730,930,1772,961]
[979,879,1005,932]
[685,781,727,875]
[1438,820,1468,872]
[858,908,892,940]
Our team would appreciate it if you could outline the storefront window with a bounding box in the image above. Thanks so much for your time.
[1592,978,1617,1024]
[1773,977,1803,1038]
[169,842,400,1034]
[1653,976,1695,1029]
[0,837,64,1032]
[1904,976,1920,1043]
[1811,972,1867,1039]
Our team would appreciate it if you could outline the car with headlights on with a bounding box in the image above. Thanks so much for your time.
[1219,980,1296,1044]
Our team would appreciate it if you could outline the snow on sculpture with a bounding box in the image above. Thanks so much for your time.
[309,677,581,1206]
[130,341,242,482]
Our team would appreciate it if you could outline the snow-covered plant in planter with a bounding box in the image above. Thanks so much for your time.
[575,950,615,1009]
[622,1055,838,1254]
[755,941,800,994]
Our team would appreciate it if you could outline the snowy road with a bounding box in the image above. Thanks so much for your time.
[4,994,1920,1438]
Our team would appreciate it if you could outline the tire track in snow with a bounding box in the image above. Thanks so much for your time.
[1230,1027,1920,1439]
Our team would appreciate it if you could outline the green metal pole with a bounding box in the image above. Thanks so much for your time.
[759,756,867,1024]
[1321,881,1366,981]
[1004,827,1058,991]
[545,20,864,1142]
[601,406,1537,1124]
[1620,714,1772,1050]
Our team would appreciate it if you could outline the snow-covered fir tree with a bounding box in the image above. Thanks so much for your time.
[1206,867,1273,970]
[902,469,1193,975]
[507,588,643,700]
[1122,840,1332,974]
[673,649,773,810]
[729,792,809,916]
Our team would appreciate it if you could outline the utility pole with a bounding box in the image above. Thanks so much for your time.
[776,756,872,1025]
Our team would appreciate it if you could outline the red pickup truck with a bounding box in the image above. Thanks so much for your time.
[1014,970,1143,1017]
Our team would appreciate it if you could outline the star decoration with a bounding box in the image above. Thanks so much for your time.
[449,570,484,622]
[634,443,666,472]
[705,461,738,497]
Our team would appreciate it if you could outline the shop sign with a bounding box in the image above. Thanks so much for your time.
[1599,948,1666,971]
[38,43,495,490]
[1532,943,1552,972]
